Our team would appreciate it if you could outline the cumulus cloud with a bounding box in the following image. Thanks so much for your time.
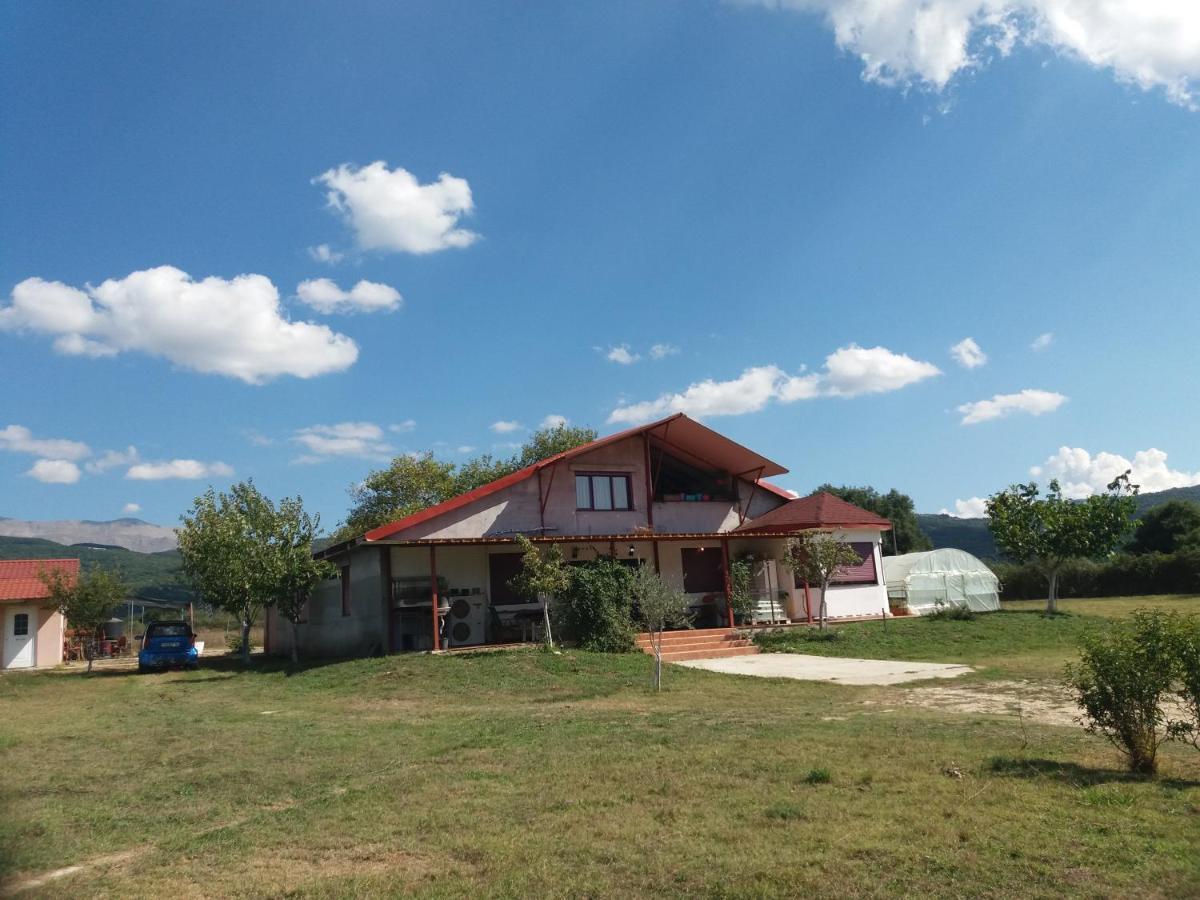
[957,388,1067,424]
[26,459,82,484]
[755,1,1200,107]
[85,446,139,474]
[940,496,989,518]
[491,420,522,434]
[1031,332,1054,351]
[1032,446,1200,499]
[315,161,478,255]
[950,337,987,369]
[649,343,680,360]
[0,424,90,460]
[540,414,570,429]
[608,344,939,424]
[0,267,358,383]
[126,459,234,481]
[389,420,417,434]
[606,345,640,365]
[295,278,402,314]
[293,422,393,462]
[307,244,345,265]
[122,502,141,515]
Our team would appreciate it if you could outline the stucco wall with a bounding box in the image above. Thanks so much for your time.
[270,545,387,658]
[36,606,62,667]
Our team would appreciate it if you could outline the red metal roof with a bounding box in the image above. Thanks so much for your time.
[735,492,891,534]
[0,558,80,601]
[361,414,789,543]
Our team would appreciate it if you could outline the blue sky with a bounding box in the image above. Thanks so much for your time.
[2,1,1199,529]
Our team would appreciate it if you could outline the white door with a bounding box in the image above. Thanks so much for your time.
[3,606,36,669]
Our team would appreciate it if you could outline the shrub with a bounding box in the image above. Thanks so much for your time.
[1168,614,1200,753]
[803,768,832,785]
[226,632,250,655]
[554,558,637,653]
[926,602,977,622]
[1066,610,1180,775]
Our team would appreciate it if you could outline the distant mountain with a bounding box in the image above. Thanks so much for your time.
[0,516,177,553]
[918,485,1200,560]
[0,534,191,603]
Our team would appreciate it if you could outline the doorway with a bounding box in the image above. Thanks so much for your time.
[3,606,36,669]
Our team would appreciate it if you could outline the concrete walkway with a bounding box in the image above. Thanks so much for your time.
[675,653,973,685]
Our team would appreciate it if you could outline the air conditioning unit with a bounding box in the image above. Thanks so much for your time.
[446,597,486,647]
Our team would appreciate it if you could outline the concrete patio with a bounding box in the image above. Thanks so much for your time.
[675,652,973,685]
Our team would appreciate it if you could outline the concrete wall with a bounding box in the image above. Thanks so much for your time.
[36,606,63,667]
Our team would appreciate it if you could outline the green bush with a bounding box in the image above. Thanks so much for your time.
[1169,614,1200,753]
[803,768,832,785]
[926,603,977,622]
[994,551,1200,600]
[554,558,637,653]
[1066,610,1180,775]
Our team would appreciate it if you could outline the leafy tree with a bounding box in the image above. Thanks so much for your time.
[630,565,692,691]
[1067,610,1180,775]
[556,557,638,652]
[814,485,931,555]
[179,481,327,665]
[1128,501,1200,556]
[728,556,756,624]
[987,474,1138,614]
[272,497,337,664]
[782,532,863,631]
[336,424,599,540]
[41,567,127,673]
[509,535,572,648]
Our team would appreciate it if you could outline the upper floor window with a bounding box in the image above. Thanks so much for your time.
[575,473,633,511]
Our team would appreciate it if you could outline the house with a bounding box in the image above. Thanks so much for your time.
[267,414,891,657]
[0,558,77,669]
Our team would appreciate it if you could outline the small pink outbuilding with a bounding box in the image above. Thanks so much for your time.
[0,558,77,670]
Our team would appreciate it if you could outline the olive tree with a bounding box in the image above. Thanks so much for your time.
[509,535,572,648]
[782,532,862,631]
[987,474,1137,614]
[630,564,692,691]
[42,567,127,674]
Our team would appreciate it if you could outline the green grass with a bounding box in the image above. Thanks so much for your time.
[755,595,1200,680]
[1,638,1199,898]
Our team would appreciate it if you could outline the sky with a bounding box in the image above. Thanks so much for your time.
[2,1,1199,530]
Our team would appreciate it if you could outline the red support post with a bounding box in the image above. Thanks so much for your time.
[430,545,440,652]
[722,539,734,628]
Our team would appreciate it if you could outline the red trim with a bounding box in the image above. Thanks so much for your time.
[721,539,734,628]
[757,480,796,501]
[642,433,654,529]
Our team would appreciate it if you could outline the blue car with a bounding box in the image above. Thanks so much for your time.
[138,621,199,672]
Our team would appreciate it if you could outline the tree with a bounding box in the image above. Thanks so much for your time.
[1128,501,1200,555]
[42,567,127,673]
[814,485,931,555]
[336,424,599,540]
[178,481,327,665]
[987,474,1138,614]
[630,564,692,691]
[271,497,337,664]
[781,532,863,630]
[509,535,572,648]
[728,556,756,624]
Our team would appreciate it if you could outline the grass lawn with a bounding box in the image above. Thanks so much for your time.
[755,595,1200,680]
[0,603,1198,897]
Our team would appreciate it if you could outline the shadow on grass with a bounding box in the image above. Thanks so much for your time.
[988,756,1200,790]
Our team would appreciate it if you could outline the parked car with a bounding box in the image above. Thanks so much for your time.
[138,621,199,672]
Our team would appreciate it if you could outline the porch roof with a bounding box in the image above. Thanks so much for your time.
[734,491,891,534]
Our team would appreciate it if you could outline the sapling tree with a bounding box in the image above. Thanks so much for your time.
[782,532,862,631]
[987,474,1138,614]
[630,564,692,691]
[42,567,127,674]
[510,535,572,648]
[728,556,755,625]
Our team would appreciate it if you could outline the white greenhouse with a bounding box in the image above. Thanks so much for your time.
[882,549,1001,615]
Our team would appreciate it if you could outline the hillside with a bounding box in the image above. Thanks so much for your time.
[0,535,191,603]
[0,516,177,553]
[918,485,1200,559]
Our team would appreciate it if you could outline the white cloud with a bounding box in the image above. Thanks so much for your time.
[540,414,569,429]
[940,496,988,518]
[756,1,1200,107]
[295,278,403,314]
[126,459,234,481]
[293,422,393,461]
[0,425,91,460]
[649,343,680,360]
[122,502,141,515]
[455,445,476,454]
[26,459,82,484]
[0,267,358,384]
[950,337,987,369]
[85,446,139,474]
[389,420,417,434]
[315,161,478,255]
[491,420,522,434]
[307,244,345,265]
[958,388,1067,424]
[1031,332,1054,351]
[606,345,640,365]
[608,344,939,424]
[1032,446,1200,499]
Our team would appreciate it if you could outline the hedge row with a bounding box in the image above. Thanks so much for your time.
[993,550,1200,600]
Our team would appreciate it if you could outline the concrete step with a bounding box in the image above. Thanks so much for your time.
[657,645,761,662]
[634,628,740,646]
